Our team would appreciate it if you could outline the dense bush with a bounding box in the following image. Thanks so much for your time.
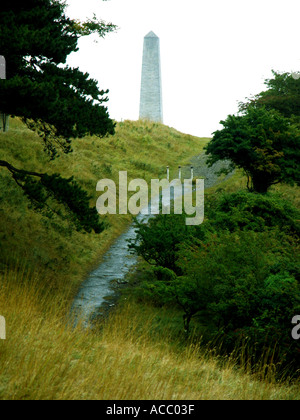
[129,191,300,374]
[128,214,194,275]
[178,230,300,368]
[204,190,300,236]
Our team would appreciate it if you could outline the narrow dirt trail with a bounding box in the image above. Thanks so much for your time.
[70,153,233,327]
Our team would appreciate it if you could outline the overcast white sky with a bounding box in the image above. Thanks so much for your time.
[65,0,300,137]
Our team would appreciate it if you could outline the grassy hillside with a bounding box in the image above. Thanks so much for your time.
[0,118,299,400]
[0,117,206,301]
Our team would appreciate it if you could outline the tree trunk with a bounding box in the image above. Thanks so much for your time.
[183,312,193,336]
[251,174,271,194]
[0,113,9,132]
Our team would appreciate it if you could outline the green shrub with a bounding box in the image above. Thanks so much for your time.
[205,190,300,236]
[128,214,192,275]
[179,230,300,373]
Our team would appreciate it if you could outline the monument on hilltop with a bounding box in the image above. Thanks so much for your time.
[139,31,163,123]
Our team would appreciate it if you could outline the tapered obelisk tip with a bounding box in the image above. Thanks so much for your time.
[139,31,163,123]
[145,31,159,38]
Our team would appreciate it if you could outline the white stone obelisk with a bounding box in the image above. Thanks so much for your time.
[139,31,163,123]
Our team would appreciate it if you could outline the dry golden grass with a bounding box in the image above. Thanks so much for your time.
[0,268,299,400]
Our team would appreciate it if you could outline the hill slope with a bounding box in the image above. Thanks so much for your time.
[0,117,207,299]
[0,118,299,400]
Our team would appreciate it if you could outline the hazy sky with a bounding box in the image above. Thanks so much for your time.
[66,0,300,137]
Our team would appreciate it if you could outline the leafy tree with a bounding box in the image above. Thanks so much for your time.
[0,0,117,233]
[240,71,300,125]
[205,106,300,193]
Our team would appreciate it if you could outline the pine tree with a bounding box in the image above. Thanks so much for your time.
[0,1,117,233]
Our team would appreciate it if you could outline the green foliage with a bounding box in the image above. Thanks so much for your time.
[0,158,104,234]
[129,191,300,372]
[233,272,300,371]
[205,106,300,193]
[128,214,193,275]
[205,190,300,236]
[72,13,117,38]
[27,173,105,234]
[180,230,298,328]
[240,71,300,124]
